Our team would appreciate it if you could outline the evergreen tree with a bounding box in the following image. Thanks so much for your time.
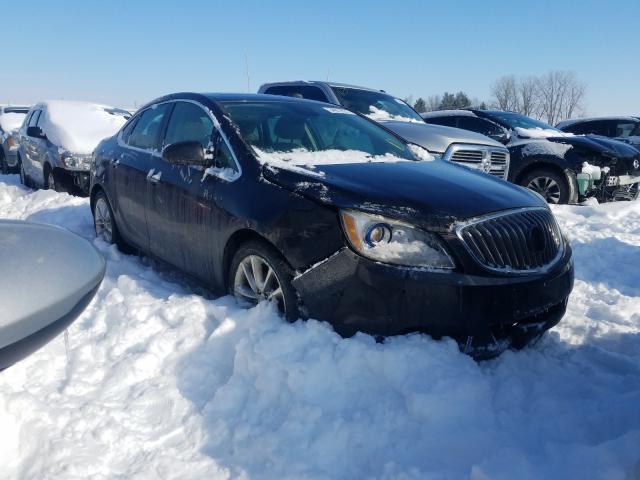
[438,92,456,110]
[454,91,471,109]
[413,97,427,113]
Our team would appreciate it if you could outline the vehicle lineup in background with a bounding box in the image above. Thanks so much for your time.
[16,101,130,195]
[0,105,30,174]
[557,116,640,149]
[423,109,640,203]
[90,92,574,358]
[258,81,511,179]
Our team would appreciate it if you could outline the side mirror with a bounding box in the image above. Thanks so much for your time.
[490,132,510,145]
[162,140,207,166]
[0,221,105,371]
[27,126,46,139]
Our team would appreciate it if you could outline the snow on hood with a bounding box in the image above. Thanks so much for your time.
[38,101,128,154]
[0,112,26,133]
[365,106,423,124]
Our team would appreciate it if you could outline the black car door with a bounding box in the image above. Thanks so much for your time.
[146,100,241,282]
[113,103,171,251]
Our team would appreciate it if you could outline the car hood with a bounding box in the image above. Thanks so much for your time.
[378,120,503,153]
[519,133,640,159]
[262,159,545,230]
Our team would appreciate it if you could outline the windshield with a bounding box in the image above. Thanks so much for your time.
[483,111,562,133]
[330,87,424,123]
[221,101,417,165]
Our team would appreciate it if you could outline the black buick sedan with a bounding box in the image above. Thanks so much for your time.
[90,93,574,358]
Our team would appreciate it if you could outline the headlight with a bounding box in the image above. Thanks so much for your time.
[60,152,91,170]
[340,210,455,269]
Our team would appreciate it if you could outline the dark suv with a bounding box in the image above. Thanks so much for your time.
[90,92,573,358]
[557,116,640,149]
[424,110,640,203]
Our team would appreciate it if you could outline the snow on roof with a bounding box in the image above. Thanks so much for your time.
[0,112,27,133]
[36,100,129,154]
[421,110,475,118]
[557,116,640,128]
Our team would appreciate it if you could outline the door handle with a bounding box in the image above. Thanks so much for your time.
[146,169,161,184]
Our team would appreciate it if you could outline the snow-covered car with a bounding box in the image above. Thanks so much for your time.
[16,101,130,195]
[556,116,640,149]
[90,92,574,358]
[0,106,30,174]
[423,110,640,203]
[0,220,104,371]
[258,81,510,179]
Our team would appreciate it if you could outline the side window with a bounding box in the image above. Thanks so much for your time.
[163,102,214,149]
[424,116,457,128]
[28,110,41,127]
[264,85,329,102]
[581,121,608,136]
[121,118,139,144]
[214,140,238,172]
[614,121,637,138]
[128,104,170,150]
[458,117,503,136]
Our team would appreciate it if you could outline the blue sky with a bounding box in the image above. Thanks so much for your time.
[2,0,638,117]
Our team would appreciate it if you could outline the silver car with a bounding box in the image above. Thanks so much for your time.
[17,101,130,195]
[0,105,30,174]
[258,81,510,179]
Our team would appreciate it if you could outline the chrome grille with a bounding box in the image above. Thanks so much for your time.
[444,145,510,179]
[456,208,563,273]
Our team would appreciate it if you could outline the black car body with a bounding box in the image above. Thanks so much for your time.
[423,110,640,203]
[91,93,574,358]
[557,116,640,149]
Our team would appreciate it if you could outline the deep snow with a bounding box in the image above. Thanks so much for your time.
[0,174,639,480]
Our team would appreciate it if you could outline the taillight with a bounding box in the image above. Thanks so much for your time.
[7,137,15,148]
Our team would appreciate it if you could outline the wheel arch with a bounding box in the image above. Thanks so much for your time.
[222,229,286,289]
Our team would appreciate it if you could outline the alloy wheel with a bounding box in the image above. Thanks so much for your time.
[94,197,113,243]
[233,254,286,313]
[526,176,561,204]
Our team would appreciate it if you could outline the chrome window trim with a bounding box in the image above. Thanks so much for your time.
[453,206,565,275]
[443,143,510,180]
[117,99,242,182]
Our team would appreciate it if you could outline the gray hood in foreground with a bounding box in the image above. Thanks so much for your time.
[379,120,504,153]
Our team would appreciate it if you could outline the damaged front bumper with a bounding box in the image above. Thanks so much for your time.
[293,246,574,359]
[577,162,640,201]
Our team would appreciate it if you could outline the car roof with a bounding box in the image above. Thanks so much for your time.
[421,109,477,118]
[556,116,640,128]
[260,80,386,94]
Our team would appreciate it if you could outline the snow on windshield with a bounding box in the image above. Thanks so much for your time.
[255,147,411,174]
[0,112,26,133]
[39,101,129,154]
[366,106,423,124]
[514,127,574,139]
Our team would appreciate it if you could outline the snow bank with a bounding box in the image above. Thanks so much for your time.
[0,174,639,479]
[0,112,26,133]
[38,101,128,155]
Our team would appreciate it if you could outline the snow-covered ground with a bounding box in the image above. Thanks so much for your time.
[0,174,639,480]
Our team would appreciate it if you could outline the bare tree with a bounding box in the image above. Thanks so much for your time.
[425,94,442,112]
[491,75,519,112]
[537,70,586,125]
[518,76,539,117]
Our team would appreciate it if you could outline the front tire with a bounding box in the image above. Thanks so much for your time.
[520,168,570,204]
[229,240,300,321]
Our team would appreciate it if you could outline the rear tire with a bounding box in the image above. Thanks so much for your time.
[92,190,130,252]
[228,240,300,321]
[520,168,570,204]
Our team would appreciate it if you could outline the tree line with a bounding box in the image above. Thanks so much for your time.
[408,70,586,125]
